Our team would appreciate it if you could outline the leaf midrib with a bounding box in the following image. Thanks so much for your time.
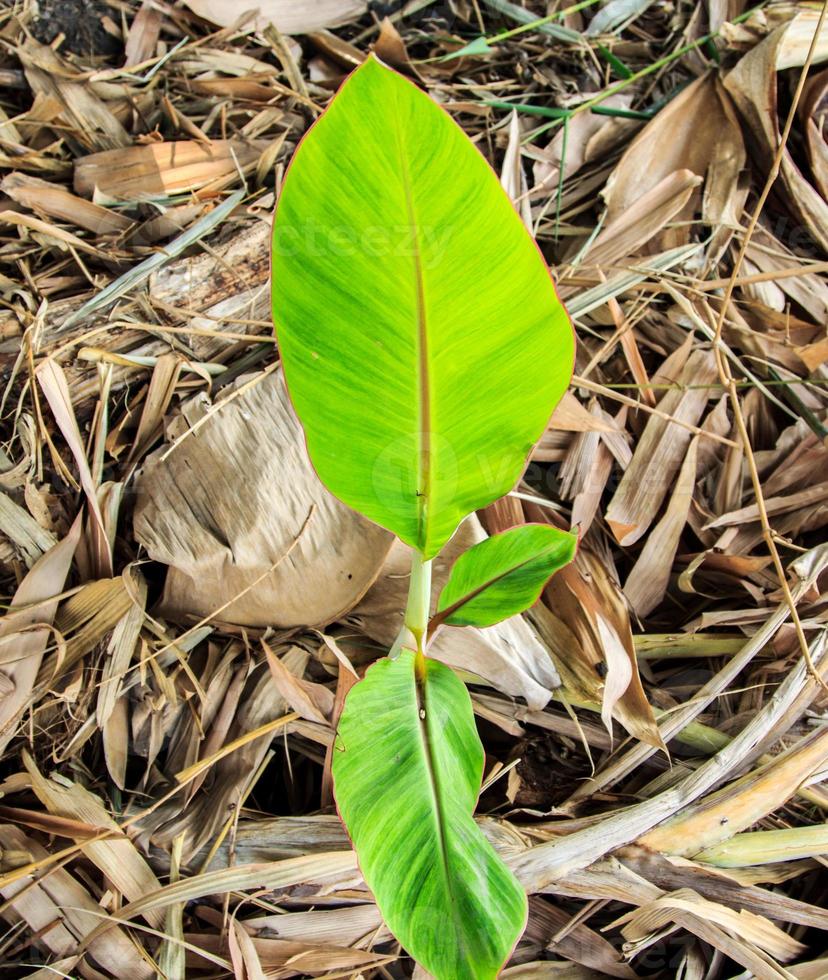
[413,659,467,964]
[392,104,431,552]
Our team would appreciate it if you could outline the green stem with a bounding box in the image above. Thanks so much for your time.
[485,0,605,44]
[404,550,433,655]
[389,549,433,660]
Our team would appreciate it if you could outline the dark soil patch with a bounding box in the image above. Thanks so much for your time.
[32,0,121,57]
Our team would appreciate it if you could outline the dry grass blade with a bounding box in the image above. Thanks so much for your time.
[0,826,154,977]
[22,749,165,929]
[0,517,81,753]
[695,824,828,867]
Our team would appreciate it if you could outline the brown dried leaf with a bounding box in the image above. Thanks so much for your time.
[604,75,746,243]
[725,13,828,251]
[0,488,57,566]
[531,515,663,749]
[134,370,393,628]
[124,0,163,67]
[36,359,113,577]
[500,111,532,229]
[373,17,423,82]
[525,896,637,978]
[264,642,333,725]
[579,170,703,270]
[0,825,154,976]
[51,575,133,675]
[127,353,182,466]
[2,173,132,235]
[18,42,130,152]
[548,391,614,433]
[624,436,699,616]
[530,95,636,200]
[229,919,267,980]
[22,750,165,929]
[802,67,828,199]
[97,567,146,728]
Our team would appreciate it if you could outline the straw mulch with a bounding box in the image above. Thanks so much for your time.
[0,0,827,976]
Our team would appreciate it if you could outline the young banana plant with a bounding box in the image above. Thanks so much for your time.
[272,55,576,980]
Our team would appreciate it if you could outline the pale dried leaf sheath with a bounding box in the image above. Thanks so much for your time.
[74,141,267,202]
[695,824,828,867]
[614,888,805,964]
[639,726,828,857]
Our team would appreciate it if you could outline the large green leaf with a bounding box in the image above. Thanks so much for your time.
[433,523,577,629]
[331,650,527,979]
[272,55,573,559]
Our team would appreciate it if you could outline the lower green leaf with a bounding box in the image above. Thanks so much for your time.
[332,649,527,980]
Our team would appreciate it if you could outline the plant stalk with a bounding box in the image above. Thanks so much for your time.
[390,549,433,659]
[404,550,432,653]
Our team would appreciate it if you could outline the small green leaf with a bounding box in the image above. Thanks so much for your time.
[332,650,527,980]
[434,524,577,628]
[272,56,573,559]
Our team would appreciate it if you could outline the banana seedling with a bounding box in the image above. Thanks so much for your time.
[272,55,576,980]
